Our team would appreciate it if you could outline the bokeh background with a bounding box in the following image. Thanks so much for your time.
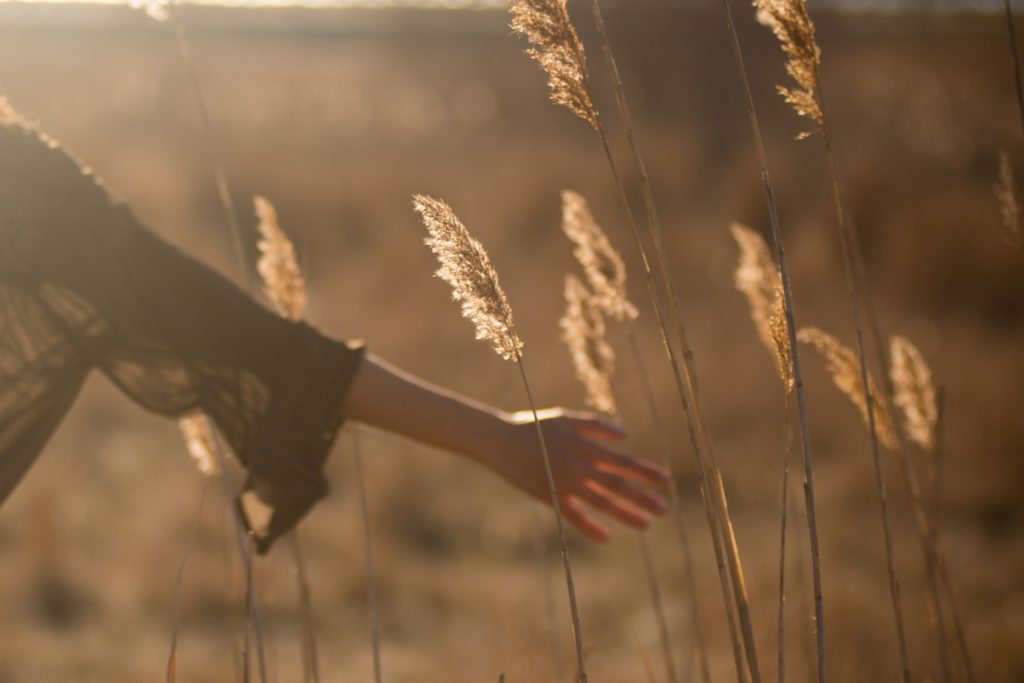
[0,1,1021,681]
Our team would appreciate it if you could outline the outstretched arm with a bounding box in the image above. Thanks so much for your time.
[341,353,669,542]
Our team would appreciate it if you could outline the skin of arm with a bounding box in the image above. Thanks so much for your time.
[341,352,669,542]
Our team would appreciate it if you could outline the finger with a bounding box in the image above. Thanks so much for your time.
[561,496,612,543]
[588,473,668,516]
[578,483,651,530]
[587,443,670,486]
[569,413,627,442]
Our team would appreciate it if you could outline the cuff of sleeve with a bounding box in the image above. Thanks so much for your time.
[240,332,366,555]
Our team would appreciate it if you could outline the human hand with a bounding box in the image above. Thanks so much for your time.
[484,407,670,542]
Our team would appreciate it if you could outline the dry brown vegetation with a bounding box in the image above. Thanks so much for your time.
[0,3,1022,683]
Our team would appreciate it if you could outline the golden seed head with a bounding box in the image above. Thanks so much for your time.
[255,195,308,322]
[414,195,523,361]
[179,413,221,478]
[508,0,598,129]
[561,274,617,415]
[561,190,637,323]
[753,0,824,136]
[731,223,793,392]
[798,326,897,449]
[890,335,938,451]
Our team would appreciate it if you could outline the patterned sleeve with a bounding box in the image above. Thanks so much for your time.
[0,103,364,553]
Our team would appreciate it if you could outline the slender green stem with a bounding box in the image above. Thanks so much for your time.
[513,352,588,683]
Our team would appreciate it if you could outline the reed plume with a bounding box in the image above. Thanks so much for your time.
[997,150,1023,251]
[798,327,896,449]
[752,0,823,138]
[414,195,524,361]
[414,194,589,682]
[731,223,793,392]
[889,336,938,452]
[561,190,638,323]
[508,0,598,129]
[561,191,709,682]
[255,195,307,322]
[560,275,617,415]
[179,414,221,478]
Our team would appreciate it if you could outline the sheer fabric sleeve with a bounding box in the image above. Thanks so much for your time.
[0,106,364,553]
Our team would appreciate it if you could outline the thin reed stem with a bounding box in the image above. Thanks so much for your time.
[164,10,284,682]
[812,80,911,683]
[288,533,320,683]
[203,416,269,683]
[1004,0,1024,137]
[847,222,972,683]
[625,325,710,683]
[167,478,211,683]
[530,507,567,683]
[932,391,977,683]
[713,0,828,677]
[584,6,762,680]
[777,393,792,683]
[169,11,251,290]
[513,352,588,683]
[639,533,679,683]
[352,429,383,683]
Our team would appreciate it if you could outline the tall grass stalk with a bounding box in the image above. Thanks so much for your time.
[414,195,589,682]
[509,2,759,675]
[752,0,917,676]
[712,0,830,673]
[352,429,383,683]
[578,5,765,679]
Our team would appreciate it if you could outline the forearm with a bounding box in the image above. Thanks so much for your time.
[341,352,514,464]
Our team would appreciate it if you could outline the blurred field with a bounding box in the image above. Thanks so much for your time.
[0,2,1022,682]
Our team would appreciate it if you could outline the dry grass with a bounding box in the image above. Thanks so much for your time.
[0,7,1021,683]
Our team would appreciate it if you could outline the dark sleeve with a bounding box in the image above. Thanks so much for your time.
[0,108,364,553]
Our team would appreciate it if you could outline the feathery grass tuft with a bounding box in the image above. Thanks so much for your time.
[255,196,307,322]
[560,275,617,417]
[997,150,1023,251]
[561,190,638,323]
[753,0,823,137]
[414,195,524,361]
[731,223,793,392]
[508,0,598,129]
[889,336,938,452]
[179,414,221,478]
[798,327,896,449]
[415,194,589,682]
